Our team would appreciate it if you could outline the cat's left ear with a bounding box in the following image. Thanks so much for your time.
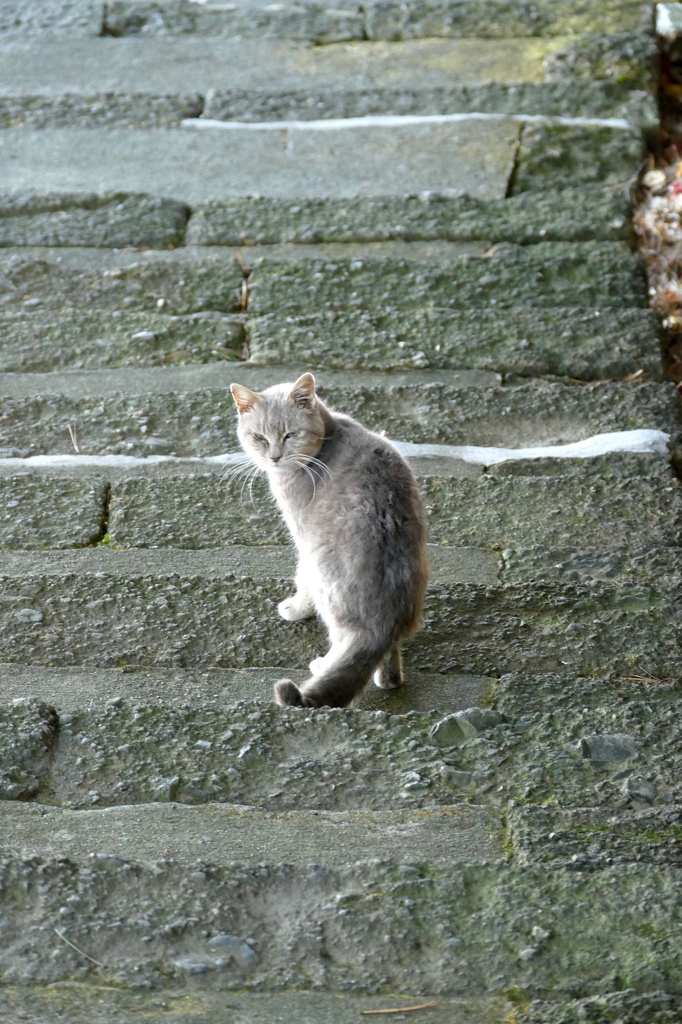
[288,372,316,410]
[230,383,261,414]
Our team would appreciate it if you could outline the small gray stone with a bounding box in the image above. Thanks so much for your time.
[621,776,658,803]
[173,957,209,974]
[581,733,641,762]
[431,707,502,746]
[206,933,258,967]
[440,766,474,787]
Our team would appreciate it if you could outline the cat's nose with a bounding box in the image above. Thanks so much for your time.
[270,454,282,463]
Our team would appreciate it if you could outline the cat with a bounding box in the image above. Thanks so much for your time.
[230,372,429,709]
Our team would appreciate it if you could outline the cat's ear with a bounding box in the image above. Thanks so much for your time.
[230,383,261,414]
[288,372,316,410]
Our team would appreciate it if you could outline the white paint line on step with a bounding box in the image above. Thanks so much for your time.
[0,431,669,470]
[183,112,634,132]
[392,430,670,464]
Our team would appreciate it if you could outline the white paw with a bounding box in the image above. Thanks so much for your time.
[309,656,327,676]
[278,598,299,622]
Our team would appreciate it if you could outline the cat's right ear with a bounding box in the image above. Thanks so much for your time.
[230,383,261,414]
[288,372,316,410]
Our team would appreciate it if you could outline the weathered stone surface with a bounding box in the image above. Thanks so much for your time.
[0,855,678,994]
[0,699,57,800]
[0,247,244,314]
[518,992,682,1024]
[246,242,649,313]
[104,464,682,551]
[0,193,189,248]
[489,672,682,808]
[0,124,518,202]
[246,308,664,380]
[580,732,641,762]
[0,1,101,35]
[103,0,365,40]
[0,242,649,317]
[0,379,674,457]
[0,802,502,864]
[0,474,107,548]
[1,35,654,124]
[501,544,682,585]
[0,92,204,130]
[44,699,501,809]
[510,804,682,867]
[0,549,677,677]
[102,0,654,40]
[0,311,246,372]
[205,83,655,126]
[187,190,632,246]
[0,306,662,378]
[512,122,646,193]
[362,0,655,40]
[0,988,514,1024]
[0,663,493,717]
[421,471,682,549]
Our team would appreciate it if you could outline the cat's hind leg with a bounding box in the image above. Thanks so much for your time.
[373,642,403,690]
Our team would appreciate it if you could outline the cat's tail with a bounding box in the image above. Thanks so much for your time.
[274,635,385,709]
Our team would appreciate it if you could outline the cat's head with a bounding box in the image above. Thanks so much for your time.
[230,372,325,472]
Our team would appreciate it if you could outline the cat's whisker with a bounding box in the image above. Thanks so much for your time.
[219,454,252,485]
[304,455,333,482]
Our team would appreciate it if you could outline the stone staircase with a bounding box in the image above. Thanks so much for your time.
[1,2,681,1021]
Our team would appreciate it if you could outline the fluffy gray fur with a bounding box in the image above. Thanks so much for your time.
[230,372,429,709]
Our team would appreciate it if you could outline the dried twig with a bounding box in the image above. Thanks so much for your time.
[361,1001,438,1015]
[240,278,249,312]
[54,927,105,968]
[67,424,80,453]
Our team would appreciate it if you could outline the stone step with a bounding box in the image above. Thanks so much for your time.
[1,988,678,1024]
[186,189,634,247]
[1,667,677,813]
[0,987,517,1024]
[0,192,191,249]
[0,187,633,249]
[0,664,493,716]
[0,377,674,457]
[0,36,655,127]
[2,452,677,551]
[0,473,107,550]
[245,308,664,381]
[0,547,678,676]
[0,802,502,864]
[0,123,518,203]
[0,242,648,315]
[509,803,682,866]
[103,463,682,552]
[100,0,654,41]
[245,241,648,313]
[0,306,662,379]
[510,120,645,193]
[0,246,244,315]
[0,850,677,996]
[0,1,101,36]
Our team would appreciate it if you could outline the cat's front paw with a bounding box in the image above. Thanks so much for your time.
[278,595,313,622]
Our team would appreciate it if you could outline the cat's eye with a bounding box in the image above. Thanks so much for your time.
[284,431,298,441]
[252,432,268,444]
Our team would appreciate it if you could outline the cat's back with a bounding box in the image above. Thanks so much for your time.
[320,407,426,528]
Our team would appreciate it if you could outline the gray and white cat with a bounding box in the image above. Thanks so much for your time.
[230,372,428,709]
